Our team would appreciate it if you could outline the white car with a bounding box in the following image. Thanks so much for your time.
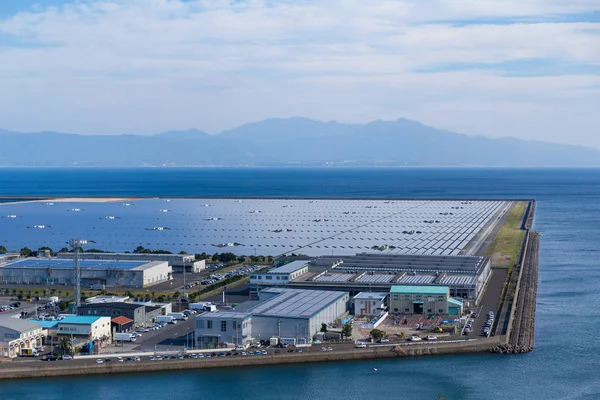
[117,357,124,362]
[355,342,367,348]
[95,359,104,364]
[409,335,422,342]
[426,335,438,341]
[62,355,73,360]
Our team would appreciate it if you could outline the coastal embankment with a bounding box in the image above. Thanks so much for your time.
[0,338,503,380]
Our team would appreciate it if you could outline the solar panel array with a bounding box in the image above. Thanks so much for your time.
[0,198,508,257]
[314,273,353,283]
[441,275,475,285]
[356,274,394,283]
[250,288,346,318]
[3,259,147,270]
[398,274,437,284]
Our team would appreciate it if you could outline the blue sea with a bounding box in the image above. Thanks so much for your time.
[1,167,600,400]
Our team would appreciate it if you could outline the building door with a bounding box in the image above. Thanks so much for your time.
[413,303,423,314]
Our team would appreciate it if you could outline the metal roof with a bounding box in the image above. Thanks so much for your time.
[29,319,59,329]
[0,198,508,257]
[4,259,150,270]
[390,285,450,295]
[353,292,388,300]
[249,288,348,319]
[448,298,464,307]
[0,317,42,333]
[269,260,309,274]
[58,316,108,325]
[78,302,143,310]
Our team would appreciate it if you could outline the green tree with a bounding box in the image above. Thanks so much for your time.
[342,323,353,339]
[370,329,386,341]
[20,247,32,257]
[173,291,181,299]
[58,337,72,356]
[218,252,237,263]
[320,323,328,333]
[179,250,187,254]
[0,245,7,254]
[212,253,220,262]
[58,301,69,311]
[237,256,246,264]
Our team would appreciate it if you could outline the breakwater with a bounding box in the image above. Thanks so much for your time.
[0,339,503,381]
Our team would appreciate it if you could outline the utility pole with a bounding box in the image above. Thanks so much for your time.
[68,238,94,315]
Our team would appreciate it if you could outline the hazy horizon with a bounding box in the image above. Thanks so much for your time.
[0,1,598,148]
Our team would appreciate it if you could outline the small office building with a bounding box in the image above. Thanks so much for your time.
[111,316,134,333]
[249,261,310,298]
[56,316,111,341]
[353,292,388,317]
[77,302,162,327]
[390,285,459,316]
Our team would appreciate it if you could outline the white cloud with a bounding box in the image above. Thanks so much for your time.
[0,0,598,147]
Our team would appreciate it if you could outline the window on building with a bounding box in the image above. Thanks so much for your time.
[233,321,237,330]
[404,295,410,301]
[221,320,227,332]
[392,295,399,300]
[276,276,280,280]
[207,320,212,329]
[405,308,410,313]
[393,308,398,312]
[438,296,445,301]
[439,309,444,314]
[427,309,432,313]
[266,276,273,280]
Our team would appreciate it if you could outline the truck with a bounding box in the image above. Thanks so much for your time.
[157,315,176,324]
[21,348,39,357]
[115,332,137,342]
[167,312,188,321]
[190,302,217,312]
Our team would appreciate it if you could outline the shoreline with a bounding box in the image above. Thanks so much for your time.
[0,338,502,381]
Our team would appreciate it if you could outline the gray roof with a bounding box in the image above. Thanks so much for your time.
[78,302,144,311]
[353,292,388,300]
[269,260,309,274]
[198,311,251,320]
[250,288,347,319]
[0,317,42,333]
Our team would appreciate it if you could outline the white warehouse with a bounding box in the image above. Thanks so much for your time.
[0,258,172,288]
[194,288,349,348]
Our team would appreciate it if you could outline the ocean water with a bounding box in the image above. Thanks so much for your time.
[1,167,600,400]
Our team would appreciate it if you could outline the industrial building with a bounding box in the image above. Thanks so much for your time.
[251,253,491,303]
[56,316,111,341]
[57,252,205,273]
[194,288,349,347]
[77,302,163,327]
[353,292,388,317]
[389,285,463,316]
[0,198,510,257]
[0,318,44,358]
[0,258,172,288]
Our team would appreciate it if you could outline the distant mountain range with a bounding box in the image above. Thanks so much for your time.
[1,118,599,167]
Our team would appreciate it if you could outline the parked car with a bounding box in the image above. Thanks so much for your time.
[96,359,104,364]
[62,355,73,360]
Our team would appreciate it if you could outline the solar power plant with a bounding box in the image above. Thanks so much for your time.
[0,198,509,257]
[441,275,476,285]
[3,259,147,270]
[355,274,394,283]
[314,273,353,283]
[250,289,346,318]
[398,274,437,284]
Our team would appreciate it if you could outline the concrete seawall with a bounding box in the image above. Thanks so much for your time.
[0,339,502,381]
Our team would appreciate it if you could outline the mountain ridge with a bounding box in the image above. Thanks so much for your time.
[1,117,598,167]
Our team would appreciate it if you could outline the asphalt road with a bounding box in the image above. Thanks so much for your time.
[464,268,508,339]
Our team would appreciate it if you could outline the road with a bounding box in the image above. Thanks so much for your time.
[464,268,508,339]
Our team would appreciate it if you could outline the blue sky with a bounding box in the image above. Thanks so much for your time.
[0,0,599,148]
